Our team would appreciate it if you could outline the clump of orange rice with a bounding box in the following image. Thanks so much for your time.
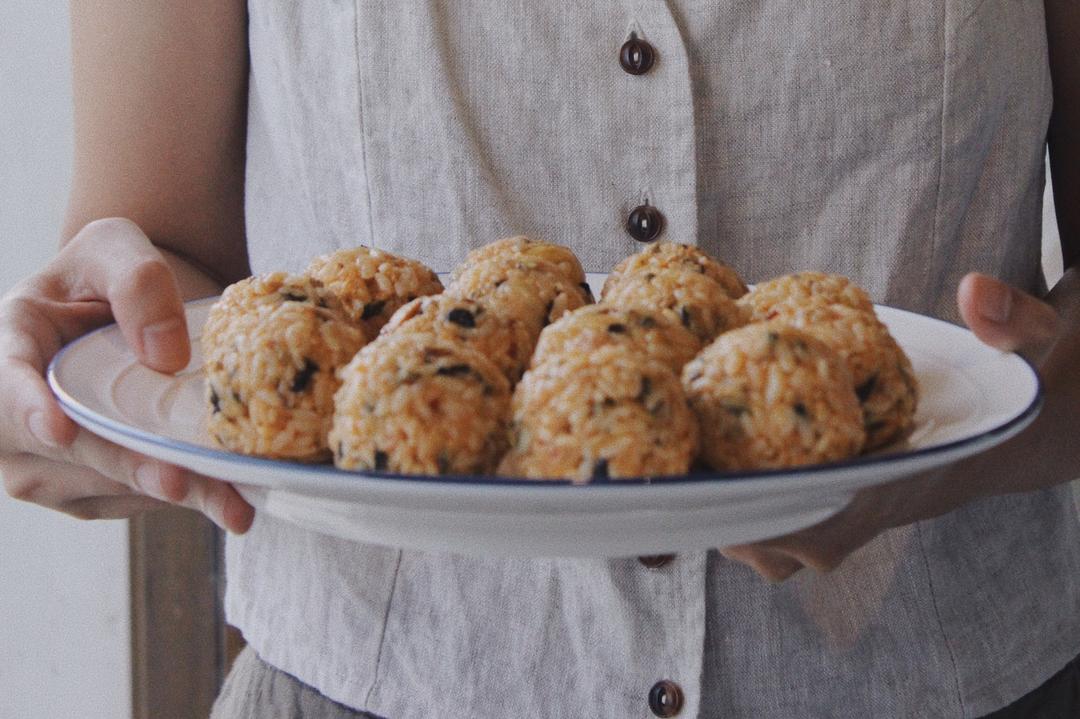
[451,236,587,287]
[682,324,864,470]
[330,333,511,475]
[738,271,875,321]
[602,241,748,300]
[381,294,536,383]
[448,257,592,336]
[530,304,702,374]
[203,272,367,461]
[500,345,699,482]
[306,246,443,336]
[601,268,748,344]
[760,300,918,450]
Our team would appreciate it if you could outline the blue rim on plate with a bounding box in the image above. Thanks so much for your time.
[46,297,1044,490]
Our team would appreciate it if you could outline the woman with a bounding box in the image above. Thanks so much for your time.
[1,1,1078,716]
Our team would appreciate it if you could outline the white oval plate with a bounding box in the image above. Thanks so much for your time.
[47,282,1041,557]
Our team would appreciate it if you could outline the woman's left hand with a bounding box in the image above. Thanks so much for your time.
[720,271,1076,581]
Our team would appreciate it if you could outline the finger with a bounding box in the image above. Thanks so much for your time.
[2,442,254,532]
[720,545,804,582]
[172,469,255,534]
[60,218,190,373]
[751,520,871,574]
[62,494,168,520]
[0,296,81,451]
[61,430,252,532]
[768,541,847,574]
[1,452,166,519]
[957,273,1059,355]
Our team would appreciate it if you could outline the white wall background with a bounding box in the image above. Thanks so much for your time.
[0,3,131,719]
[0,3,1071,719]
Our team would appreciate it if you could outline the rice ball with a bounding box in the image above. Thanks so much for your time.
[203,272,367,461]
[381,294,536,383]
[763,301,918,450]
[530,304,702,374]
[738,272,875,321]
[499,346,699,482]
[601,268,748,344]
[682,324,865,470]
[330,333,511,475]
[448,257,592,336]
[451,236,587,288]
[602,241,748,300]
[306,246,443,335]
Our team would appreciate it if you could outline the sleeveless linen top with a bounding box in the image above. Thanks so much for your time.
[227,2,1080,717]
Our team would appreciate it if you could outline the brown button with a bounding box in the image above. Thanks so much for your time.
[648,680,684,717]
[638,554,676,569]
[620,36,655,75]
[627,204,664,243]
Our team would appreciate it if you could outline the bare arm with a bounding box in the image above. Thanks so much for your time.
[0,0,253,531]
[1046,0,1080,269]
[66,0,250,288]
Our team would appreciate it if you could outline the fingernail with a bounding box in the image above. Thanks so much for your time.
[142,318,185,364]
[981,284,1013,324]
[134,463,165,499]
[28,411,60,448]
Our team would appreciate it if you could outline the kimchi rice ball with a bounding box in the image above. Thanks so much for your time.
[448,257,592,335]
[738,271,875,321]
[451,236,587,287]
[381,294,537,382]
[202,272,368,461]
[765,301,918,450]
[682,324,865,470]
[330,333,511,475]
[499,346,699,483]
[306,246,443,335]
[530,304,702,374]
[602,241,748,300]
[600,268,748,344]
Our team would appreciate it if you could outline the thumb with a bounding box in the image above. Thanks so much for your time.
[60,218,190,373]
[957,273,1059,356]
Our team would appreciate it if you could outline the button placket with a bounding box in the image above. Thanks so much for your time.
[618,23,666,245]
[610,8,702,713]
[631,547,708,718]
[612,6,699,252]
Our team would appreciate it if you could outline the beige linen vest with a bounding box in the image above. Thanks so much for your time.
[228,2,1080,717]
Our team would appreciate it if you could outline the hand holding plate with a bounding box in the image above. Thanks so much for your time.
[721,271,1076,582]
[0,218,253,532]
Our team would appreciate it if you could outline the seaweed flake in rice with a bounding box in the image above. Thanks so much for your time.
[601,267,748,344]
[202,272,367,461]
[381,294,537,383]
[306,246,443,336]
[499,345,699,483]
[682,324,865,470]
[330,332,511,475]
[530,303,702,374]
[602,241,748,300]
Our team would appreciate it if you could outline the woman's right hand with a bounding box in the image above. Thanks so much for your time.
[0,218,254,532]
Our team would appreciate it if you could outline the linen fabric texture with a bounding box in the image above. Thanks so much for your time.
[210,649,1080,719]
[228,1,1080,717]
